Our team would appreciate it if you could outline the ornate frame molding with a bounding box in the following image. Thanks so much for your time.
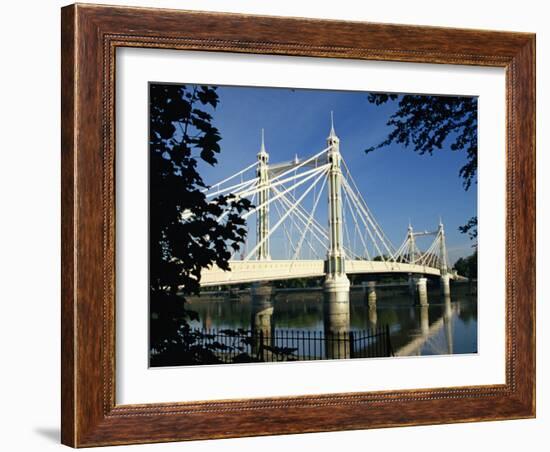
[61,4,535,447]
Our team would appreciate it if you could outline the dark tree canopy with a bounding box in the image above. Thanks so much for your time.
[366,93,478,190]
[458,217,478,241]
[366,93,478,239]
[149,84,252,364]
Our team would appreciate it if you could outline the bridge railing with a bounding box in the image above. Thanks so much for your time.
[188,326,393,363]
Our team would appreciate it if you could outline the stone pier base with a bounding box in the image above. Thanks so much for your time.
[323,274,351,359]
[416,277,429,306]
[440,274,451,298]
[409,275,429,305]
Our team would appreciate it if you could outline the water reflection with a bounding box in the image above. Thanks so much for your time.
[250,283,275,355]
[368,305,377,329]
[187,283,477,358]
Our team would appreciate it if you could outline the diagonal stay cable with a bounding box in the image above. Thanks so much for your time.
[216,163,329,224]
[203,160,259,192]
[229,191,257,261]
[241,163,330,220]
[341,157,396,254]
[269,147,329,184]
[342,177,397,259]
[206,177,258,199]
[273,181,329,240]
[341,179,390,261]
[272,187,330,256]
[342,184,369,260]
[274,197,321,259]
[275,186,357,260]
[292,176,327,260]
[244,168,328,261]
[272,195,299,259]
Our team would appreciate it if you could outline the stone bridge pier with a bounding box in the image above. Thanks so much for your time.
[440,273,451,298]
[409,274,429,306]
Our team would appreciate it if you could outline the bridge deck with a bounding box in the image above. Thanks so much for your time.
[200,259,443,287]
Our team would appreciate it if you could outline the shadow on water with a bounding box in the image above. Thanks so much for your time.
[187,282,477,358]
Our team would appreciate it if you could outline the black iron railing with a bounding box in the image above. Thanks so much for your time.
[191,325,393,363]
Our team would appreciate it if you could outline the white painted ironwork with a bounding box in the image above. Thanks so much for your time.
[196,118,453,286]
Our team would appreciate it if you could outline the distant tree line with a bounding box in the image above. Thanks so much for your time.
[453,250,478,280]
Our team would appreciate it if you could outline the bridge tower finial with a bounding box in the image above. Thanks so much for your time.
[328,111,339,142]
[256,129,270,260]
[258,128,268,161]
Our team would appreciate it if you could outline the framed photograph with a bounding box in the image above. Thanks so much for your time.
[61,3,535,447]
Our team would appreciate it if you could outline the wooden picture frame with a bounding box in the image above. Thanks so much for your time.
[61,3,535,447]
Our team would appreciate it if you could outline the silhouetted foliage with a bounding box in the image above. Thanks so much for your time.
[149,84,253,366]
[366,94,478,240]
[458,216,478,241]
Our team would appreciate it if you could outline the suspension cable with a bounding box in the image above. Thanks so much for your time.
[203,160,259,192]
[292,176,327,260]
[244,168,328,261]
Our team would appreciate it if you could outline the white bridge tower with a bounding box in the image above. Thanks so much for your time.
[438,220,450,297]
[323,113,351,348]
[256,129,271,260]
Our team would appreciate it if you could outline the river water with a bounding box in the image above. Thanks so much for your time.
[186,283,477,357]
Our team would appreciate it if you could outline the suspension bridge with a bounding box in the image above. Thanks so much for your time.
[198,114,458,308]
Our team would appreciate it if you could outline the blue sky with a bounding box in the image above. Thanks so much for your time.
[195,85,477,265]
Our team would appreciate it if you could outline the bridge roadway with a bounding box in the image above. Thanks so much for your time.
[200,259,449,287]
